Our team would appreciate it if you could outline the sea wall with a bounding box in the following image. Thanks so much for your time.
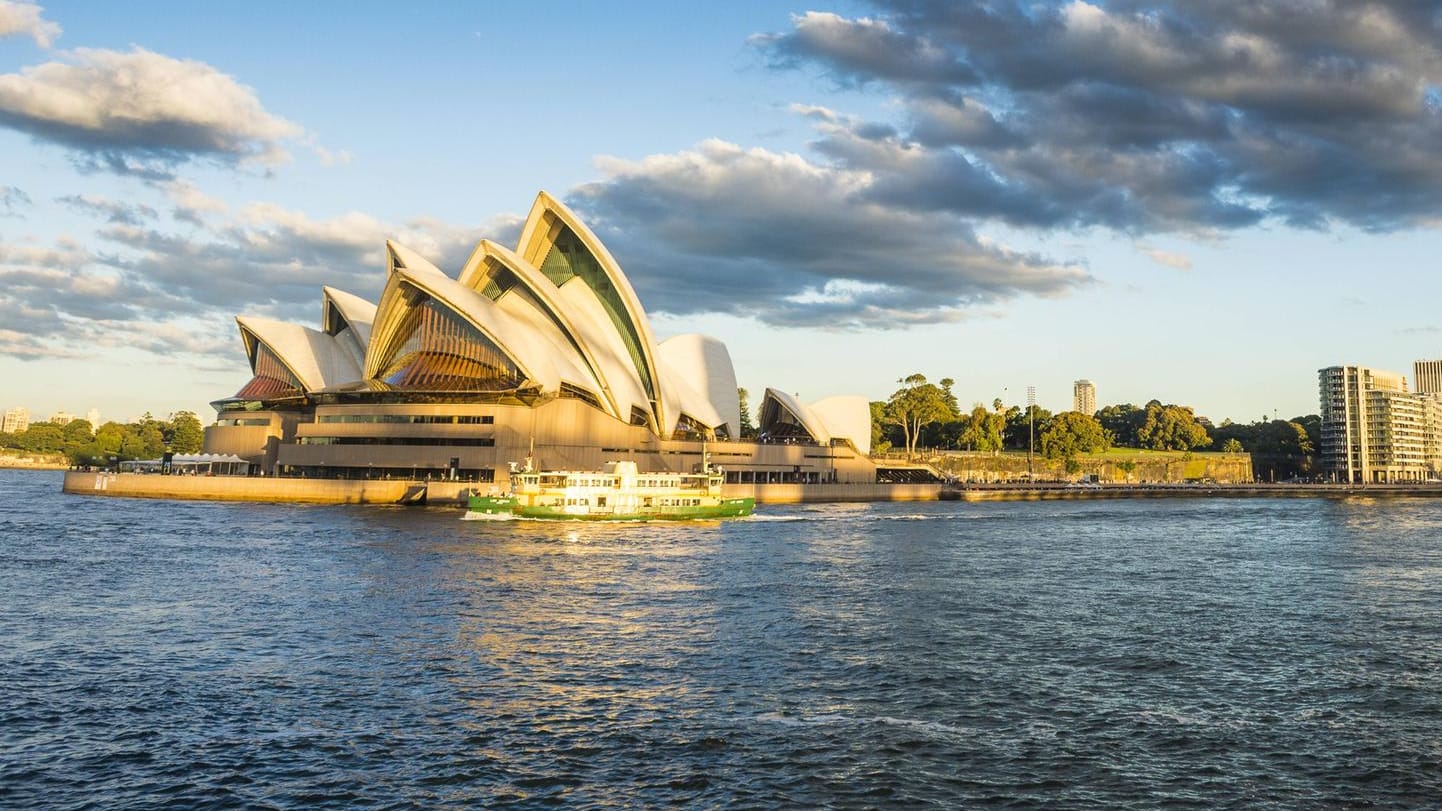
[930,450,1253,484]
[62,471,941,506]
[1,450,68,470]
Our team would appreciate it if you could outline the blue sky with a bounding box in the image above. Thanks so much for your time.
[2,0,1441,425]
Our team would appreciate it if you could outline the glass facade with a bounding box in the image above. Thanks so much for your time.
[235,342,304,400]
[375,292,524,392]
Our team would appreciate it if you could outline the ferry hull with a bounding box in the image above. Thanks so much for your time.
[467,494,755,521]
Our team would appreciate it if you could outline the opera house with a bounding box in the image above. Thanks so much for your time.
[203,192,885,486]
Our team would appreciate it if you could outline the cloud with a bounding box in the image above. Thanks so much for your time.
[751,11,975,86]
[0,1,60,48]
[569,139,1089,328]
[1136,243,1192,271]
[1,185,31,217]
[57,194,158,226]
[0,192,501,361]
[0,47,303,178]
[752,1,1442,233]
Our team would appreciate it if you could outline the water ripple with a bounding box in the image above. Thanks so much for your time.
[2,469,1441,808]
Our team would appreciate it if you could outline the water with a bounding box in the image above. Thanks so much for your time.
[3,468,1441,809]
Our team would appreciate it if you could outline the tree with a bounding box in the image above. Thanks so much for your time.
[1040,411,1111,461]
[1097,403,1146,447]
[737,388,756,439]
[167,411,205,453]
[959,402,1005,452]
[1137,400,1210,450]
[884,373,955,459]
[1003,403,1051,450]
[939,378,959,416]
[869,401,892,453]
[1221,438,1244,453]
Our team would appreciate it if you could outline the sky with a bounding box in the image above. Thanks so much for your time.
[2,0,1442,425]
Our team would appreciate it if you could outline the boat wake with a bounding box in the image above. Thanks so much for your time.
[460,511,518,521]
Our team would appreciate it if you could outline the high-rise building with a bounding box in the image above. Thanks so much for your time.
[49,410,76,425]
[1072,379,1096,416]
[1319,366,1442,483]
[1414,359,1442,395]
[87,408,101,432]
[2,407,29,434]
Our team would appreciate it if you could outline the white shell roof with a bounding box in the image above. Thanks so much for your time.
[759,388,870,454]
[760,388,829,445]
[236,315,362,392]
[810,395,872,455]
[321,287,376,370]
[516,191,670,431]
[366,249,599,395]
[657,334,739,437]
[459,240,618,418]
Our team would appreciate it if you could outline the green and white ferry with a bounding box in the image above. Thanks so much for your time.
[466,458,755,521]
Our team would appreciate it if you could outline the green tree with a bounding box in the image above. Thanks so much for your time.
[737,388,756,439]
[1003,403,1051,451]
[869,401,892,454]
[1097,403,1146,447]
[1137,400,1210,450]
[884,373,955,459]
[1040,411,1111,461]
[939,377,959,416]
[959,402,1005,452]
[167,411,205,453]
[1221,438,1244,453]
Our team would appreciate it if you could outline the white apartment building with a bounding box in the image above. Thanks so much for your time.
[1073,379,1096,416]
[2,407,28,434]
[1319,365,1442,483]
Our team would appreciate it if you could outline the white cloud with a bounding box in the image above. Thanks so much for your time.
[1137,244,1193,271]
[0,47,303,175]
[0,1,60,48]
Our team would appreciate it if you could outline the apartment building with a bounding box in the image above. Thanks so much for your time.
[1073,379,1096,416]
[1319,366,1442,483]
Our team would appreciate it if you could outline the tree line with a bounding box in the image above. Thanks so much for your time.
[0,411,205,466]
[870,374,1319,463]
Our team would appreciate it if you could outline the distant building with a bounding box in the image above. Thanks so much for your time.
[1319,366,1442,483]
[1072,380,1096,416]
[49,410,75,425]
[86,408,101,432]
[1414,359,1442,395]
[2,407,28,434]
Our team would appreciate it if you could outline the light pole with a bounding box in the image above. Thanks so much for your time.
[1026,386,1036,479]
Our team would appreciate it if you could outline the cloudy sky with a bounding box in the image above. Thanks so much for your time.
[3,0,1441,424]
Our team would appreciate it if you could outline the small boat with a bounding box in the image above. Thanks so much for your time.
[466,457,755,521]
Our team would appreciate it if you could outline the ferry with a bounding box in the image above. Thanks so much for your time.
[466,457,755,521]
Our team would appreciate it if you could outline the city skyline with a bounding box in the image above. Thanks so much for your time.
[4,1,1442,424]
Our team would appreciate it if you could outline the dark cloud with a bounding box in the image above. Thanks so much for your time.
[750,11,976,87]
[570,139,1089,328]
[752,0,1442,233]
[0,47,302,178]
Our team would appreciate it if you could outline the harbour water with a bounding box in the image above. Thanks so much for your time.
[3,468,1441,808]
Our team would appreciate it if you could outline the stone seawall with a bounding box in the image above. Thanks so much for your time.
[62,472,942,506]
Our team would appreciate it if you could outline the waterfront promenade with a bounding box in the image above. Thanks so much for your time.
[61,470,1442,506]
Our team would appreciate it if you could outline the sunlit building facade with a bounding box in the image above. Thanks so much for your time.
[204,192,879,485]
[1072,380,1096,416]
[2,407,28,434]
[1319,365,1442,483]
[1413,359,1442,396]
